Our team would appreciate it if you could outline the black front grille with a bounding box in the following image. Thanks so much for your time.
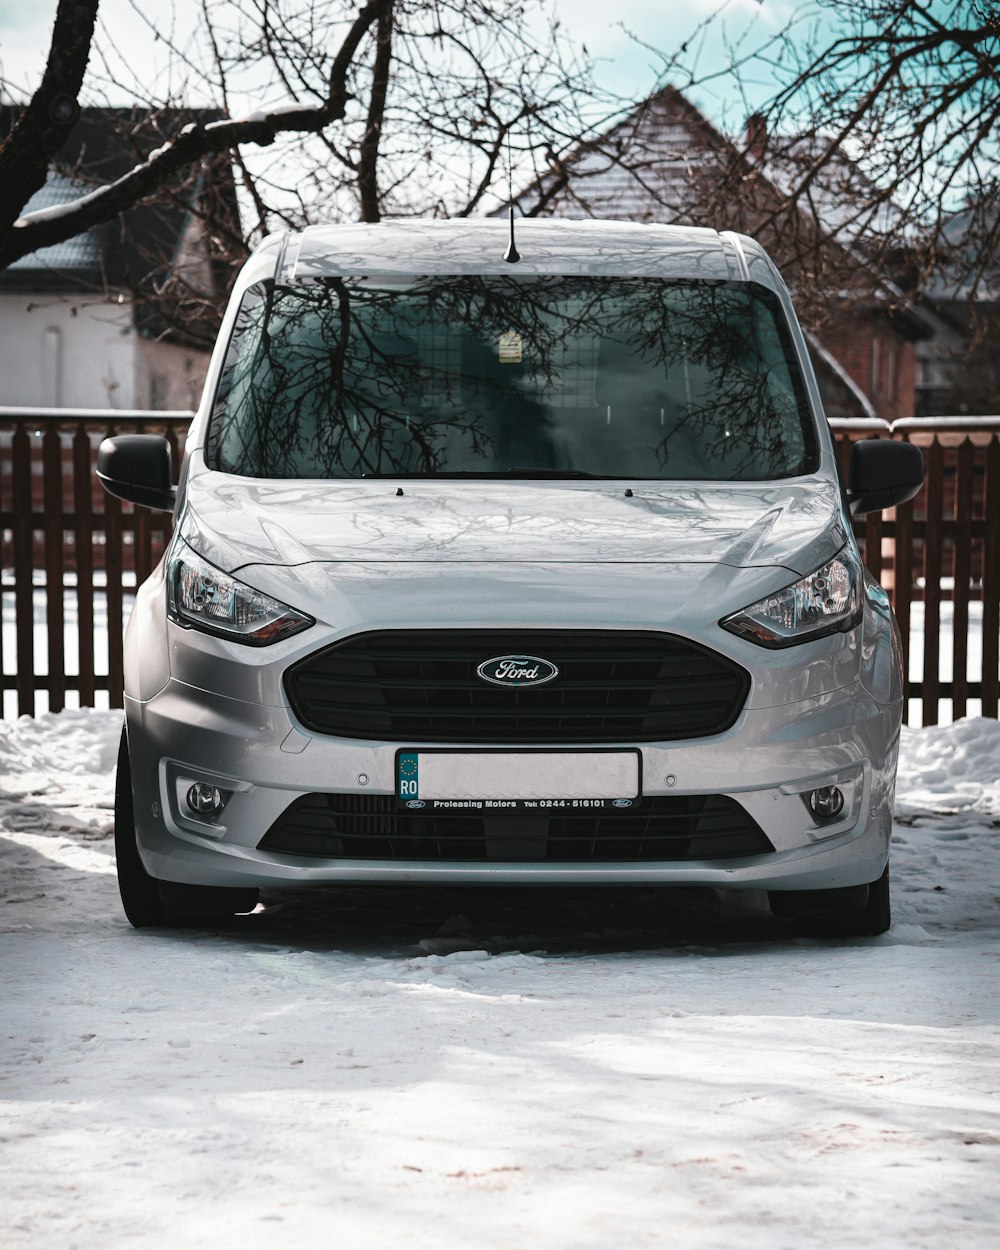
[284,630,749,743]
[258,793,772,862]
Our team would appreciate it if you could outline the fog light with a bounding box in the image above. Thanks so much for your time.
[808,786,845,820]
[187,783,225,818]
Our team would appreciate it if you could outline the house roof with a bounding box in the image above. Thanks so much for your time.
[508,86,728,225]
[0,106,240,342]
[924,203,1000,304]
[506,86,931,340]
[754,132,908,249]
[6,173,106,277]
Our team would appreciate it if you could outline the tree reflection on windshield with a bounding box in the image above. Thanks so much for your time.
[207,275,817,480]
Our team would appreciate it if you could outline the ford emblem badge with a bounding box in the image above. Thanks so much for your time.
[405,799,426,809]
[612,798,633,808]
[476,654,559,687]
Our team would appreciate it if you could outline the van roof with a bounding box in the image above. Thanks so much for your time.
[264,219,767,286]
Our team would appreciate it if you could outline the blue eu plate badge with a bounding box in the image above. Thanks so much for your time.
[398,752,419,801]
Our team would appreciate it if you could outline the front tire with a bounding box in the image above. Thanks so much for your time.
[769,865,891,937]
[114,728,259,928]
[114,727,169,927]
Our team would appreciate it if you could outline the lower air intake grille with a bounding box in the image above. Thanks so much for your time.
[284,629,750,743]
[258,793,772,862]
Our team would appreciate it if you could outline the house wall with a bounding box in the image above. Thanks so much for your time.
[0,293,213,411]
[893,335,919,421]
[915,301,1000,417]
[137,337,211,411]
[819,315,917,422]
[0,292,138,409]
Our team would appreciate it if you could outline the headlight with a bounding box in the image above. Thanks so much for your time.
[167,546,313,646]
[720,546,863,648]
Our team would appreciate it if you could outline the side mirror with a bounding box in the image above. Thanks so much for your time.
[847,439,924,517]
[96,435,177,512]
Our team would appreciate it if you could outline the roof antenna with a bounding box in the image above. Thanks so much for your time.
[503,131,520,264]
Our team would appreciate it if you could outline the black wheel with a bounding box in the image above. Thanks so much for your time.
[114,728,259,929]
[157,880,260,922]
[114,726,169,928]
[769,865,891,937]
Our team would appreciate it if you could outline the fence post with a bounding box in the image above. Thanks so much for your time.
[951,439,974,720]
[73,423,96,707]
[11,423,35,717]
[43,423,66,712]
[922,438,944,726]
[983,438,1000,718]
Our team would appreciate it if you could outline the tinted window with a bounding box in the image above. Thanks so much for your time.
[207,276,817,480]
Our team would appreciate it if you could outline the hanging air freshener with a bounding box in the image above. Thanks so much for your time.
[499,331,523,363]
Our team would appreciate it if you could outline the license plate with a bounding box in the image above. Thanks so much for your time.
[395,750,640,812]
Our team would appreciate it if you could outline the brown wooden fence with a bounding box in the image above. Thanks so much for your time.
[1,409,188,717]
[2,406,999,725]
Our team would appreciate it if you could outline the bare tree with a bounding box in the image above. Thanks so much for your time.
[706,0,1000,292]
[506,0,999,411]
[528,1,998,308]
[712,0,1000,414]
[179,0,610,229]
[0,0,618,277]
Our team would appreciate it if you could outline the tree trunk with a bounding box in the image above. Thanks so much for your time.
[0,0,100,236]
[358,2,394,224]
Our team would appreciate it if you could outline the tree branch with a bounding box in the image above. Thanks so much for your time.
[0,0,101,235]
[0,0,388,269]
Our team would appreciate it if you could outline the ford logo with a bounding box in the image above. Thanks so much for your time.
[405,799,426,810]
[476,654,559,687]
[612,798,633,808]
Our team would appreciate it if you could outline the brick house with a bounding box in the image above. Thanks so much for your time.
[507,86,932,423]
[0,108,240,411]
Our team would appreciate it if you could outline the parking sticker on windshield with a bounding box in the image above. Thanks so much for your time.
[499,331,523,363]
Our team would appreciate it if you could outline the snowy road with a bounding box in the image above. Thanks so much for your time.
[2,711,1000,1248]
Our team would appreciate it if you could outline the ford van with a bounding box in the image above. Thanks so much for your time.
[98,219,924,934]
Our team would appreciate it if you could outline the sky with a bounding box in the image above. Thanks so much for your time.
[0,0,803,135]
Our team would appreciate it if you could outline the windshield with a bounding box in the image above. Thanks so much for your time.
[207,275,818,480]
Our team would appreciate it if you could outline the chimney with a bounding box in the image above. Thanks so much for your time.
[744,113,767,161]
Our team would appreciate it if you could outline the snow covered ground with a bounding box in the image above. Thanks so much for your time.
[2,710,1000,1248]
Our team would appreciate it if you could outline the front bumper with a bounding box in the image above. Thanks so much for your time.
[125,673,900,893]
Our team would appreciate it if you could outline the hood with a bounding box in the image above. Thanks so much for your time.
[179,471,848,577]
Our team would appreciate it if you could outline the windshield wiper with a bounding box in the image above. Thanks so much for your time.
[361,468,614,479]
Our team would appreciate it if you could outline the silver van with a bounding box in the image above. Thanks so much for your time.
[98,219,923,934]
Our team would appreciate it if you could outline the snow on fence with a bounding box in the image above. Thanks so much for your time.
[1,407,999,726]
